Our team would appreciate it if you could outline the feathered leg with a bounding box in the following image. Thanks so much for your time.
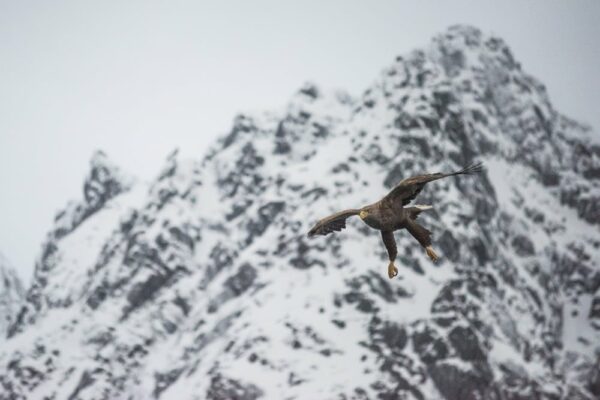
[405,219,439,262]
[381,231,398,278]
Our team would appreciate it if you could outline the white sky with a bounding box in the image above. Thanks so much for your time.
[1,0,599,283]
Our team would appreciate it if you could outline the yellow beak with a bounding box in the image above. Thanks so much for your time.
[359,210,368,220]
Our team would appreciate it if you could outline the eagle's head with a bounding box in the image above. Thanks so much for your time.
[359,210,369,220]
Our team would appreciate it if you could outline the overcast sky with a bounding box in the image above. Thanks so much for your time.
[1,0,599,283]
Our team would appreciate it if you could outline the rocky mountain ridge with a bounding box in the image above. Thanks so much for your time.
[0,253,24,339]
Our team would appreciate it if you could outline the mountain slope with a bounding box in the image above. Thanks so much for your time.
[1,25,599,399]
[0,253,25,339]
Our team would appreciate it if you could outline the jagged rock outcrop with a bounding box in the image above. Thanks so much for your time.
[0,25,598,399]
[0,254,24,338]
[7,151,134,337]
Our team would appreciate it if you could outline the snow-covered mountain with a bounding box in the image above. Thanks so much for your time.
[1,25,599,399]
[0,253,24,339]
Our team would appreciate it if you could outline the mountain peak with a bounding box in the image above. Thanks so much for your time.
[47,150,135,243]
[434,24,512,57]
[84,150,133,210]
[297,81,321,99]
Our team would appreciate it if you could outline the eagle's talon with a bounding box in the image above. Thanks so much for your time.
[426,246,439,262]
[388,262,398,279]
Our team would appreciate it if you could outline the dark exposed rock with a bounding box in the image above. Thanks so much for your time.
[289,239,325,270]
[428,361,493,400]
[438,230,461,262]
[83,151,130,214]
[404,136,432,158]
[274,139,291,154]
[222,115,256,149]
[169,225,196,250]
[219,143,265,197]
[208,264,258,313]
[589,296,600,320]
[174,296,190,316]
[206,374,263,400]
[445,114,474,165]
[448,325,486,361]
[539,169,561,187]
[583,167,600,180]
[369,321,408,353]
[412,325,449,365]
[86,281,109,310]
[471,238,490,264]
[511,234,535,256]
[210,243,236,272]
[246,202,285,243]
[275,120,287,138]
[224,264,257,296]
[153,368,184,397]
[331,319,346,329]
[347,272,396,303]
[560,187,600,226]
[431,280,466,315]
[343,291,377,314]
[363,144,390,166]
[301,187,327,200]
[524,207,545,223]
[312,122,329,139]
[299,83,320,99]
[124,272,171,318]
[0,256,24,339]
[439,48,465,77]
[588,355,600,397]
[68,371,95,400]
[432,90,456,117]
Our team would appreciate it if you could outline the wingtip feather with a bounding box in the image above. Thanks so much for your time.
[457,161,484,175]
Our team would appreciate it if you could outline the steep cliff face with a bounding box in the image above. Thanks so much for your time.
[1,25,599,400]
[0,254,24,339]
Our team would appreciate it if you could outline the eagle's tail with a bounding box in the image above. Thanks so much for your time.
[407,204,433,220]
[414,204,433,211]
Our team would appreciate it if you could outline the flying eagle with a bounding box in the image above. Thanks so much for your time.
[307,163,484,278]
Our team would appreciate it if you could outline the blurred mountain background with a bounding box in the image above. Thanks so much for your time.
[0,25,599,399]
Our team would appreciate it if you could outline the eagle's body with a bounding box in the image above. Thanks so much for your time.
[307,163,483,278]
[360,200,410,231]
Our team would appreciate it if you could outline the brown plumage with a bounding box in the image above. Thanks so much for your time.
[307,162,484,278]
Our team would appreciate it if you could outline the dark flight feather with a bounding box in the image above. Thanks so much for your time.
[307,209,361,237]
[383,162,484,207]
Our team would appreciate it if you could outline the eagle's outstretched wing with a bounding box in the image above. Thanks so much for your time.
[307,209,361,237]
[383,162,483,207]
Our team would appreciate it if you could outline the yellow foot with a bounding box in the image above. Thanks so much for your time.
[426,246,439,262]
[387,262,398,279]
